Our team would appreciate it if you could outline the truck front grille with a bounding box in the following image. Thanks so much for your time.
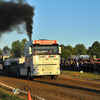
[42,65,53,71]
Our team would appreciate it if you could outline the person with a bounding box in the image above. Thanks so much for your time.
[34,50,38,53]
[48,50,52,53]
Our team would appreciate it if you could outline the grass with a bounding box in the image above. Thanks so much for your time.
[60,70,100,80]
[0,89,22,100]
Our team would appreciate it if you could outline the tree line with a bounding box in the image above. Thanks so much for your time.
[60,41,100,58]
[0,39,100,58]
[0,38,27,58]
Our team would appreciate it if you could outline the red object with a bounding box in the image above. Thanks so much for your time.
[34,40,57,44]
[76,73,77,77]
[45,55,50,58]
[28,90,32,100]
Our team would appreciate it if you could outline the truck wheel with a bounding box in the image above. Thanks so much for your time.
[51,75,57,79]
[28,72,34,80]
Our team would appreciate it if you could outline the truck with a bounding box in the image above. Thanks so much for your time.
[17,40,61,80]
[0,50,10,71]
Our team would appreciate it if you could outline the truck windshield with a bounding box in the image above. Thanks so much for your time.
[33,46,58,55]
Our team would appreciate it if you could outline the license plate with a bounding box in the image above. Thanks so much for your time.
[44,72,50,74]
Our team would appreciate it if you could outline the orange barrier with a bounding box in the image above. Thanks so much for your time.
[28,90,32,100]
[76,73,77,77]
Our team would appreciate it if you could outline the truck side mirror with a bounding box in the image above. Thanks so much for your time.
[59,46,61,54]
[29,47,32,54]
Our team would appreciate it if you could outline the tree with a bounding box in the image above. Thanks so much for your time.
[65,49,71,58]
[74,44,87,55]
[60,47,66,59]
[1,46,11,56]
[11,40,21,57]
[2,46,10,51]
[21,38,27,50]
[20,38,27,56]
[14,48,21,57]
[88,41,100,58]
[65,45,75,55]
[60,44,74,59]
[60,44,65,48]
[0,48,2,55]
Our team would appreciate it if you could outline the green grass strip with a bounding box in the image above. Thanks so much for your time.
[60,70,100,80]
[0,89,22,100]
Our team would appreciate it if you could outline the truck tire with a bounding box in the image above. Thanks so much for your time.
[51,75,57,79]
[28,72,34,80]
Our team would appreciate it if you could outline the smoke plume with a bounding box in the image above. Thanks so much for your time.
[0,0,34,40]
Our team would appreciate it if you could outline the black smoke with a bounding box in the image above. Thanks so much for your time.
[0,0,34,40]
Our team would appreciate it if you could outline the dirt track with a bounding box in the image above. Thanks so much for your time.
[0,75,100,100]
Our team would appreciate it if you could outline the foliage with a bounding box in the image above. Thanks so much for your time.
[60,45,74,58]
[11,39,27,57]
[60,44,65,48]
[60,47,68,58]
[60,44,87,59]
[2,39,100,59]
[0,48,2,55]
[14,48,21,57]
[11,40,21,57]
[2,46,10,51]
[0,89,22,100]
[88,41,100,58]
[74,44,87,55]
[0,46,11,56]
[20,38,27,56]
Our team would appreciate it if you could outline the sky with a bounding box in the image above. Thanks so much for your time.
[0,0,100,49]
